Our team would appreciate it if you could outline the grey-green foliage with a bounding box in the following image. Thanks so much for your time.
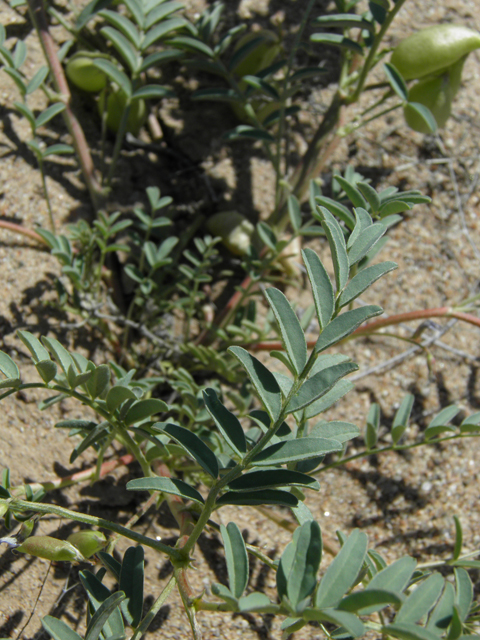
[1,197,480,639]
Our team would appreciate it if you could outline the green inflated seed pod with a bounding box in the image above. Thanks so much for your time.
[391,24,480,80]
[16,535,86,563]
[67,530,107,558]
[207,212,254,256]
[66,51,108,93]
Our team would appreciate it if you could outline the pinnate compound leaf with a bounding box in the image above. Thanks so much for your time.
[124,398,168,426]
[229,347,282,421]
[302,248,334,329]
[228,469,320,492]
[127,476,204,504]
[221,522,248,598]
[315,529,368,609]
[287,362,358,413]
[315,306,383,354]
[265,288,307,375]
[203,388,246,455]
[85,592,126,640]
[119,547,144,627]
[383,623,442,640]
[252,437,342,466]
[395,573,444,624]
[159,423,218,478]
[216,489,298,507]
[338,262,397,308]
[42,617,83,640]
[339,589,403,613]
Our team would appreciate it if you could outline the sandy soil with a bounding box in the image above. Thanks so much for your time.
[0,0,480,639]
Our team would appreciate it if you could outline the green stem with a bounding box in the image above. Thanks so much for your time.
[348,0,409,104]
[106,102,132,188]
[273,0,317,215]
[131,575,176,640]
[4,498,183,561]
[319,433,480,473]
[38,157,55,232]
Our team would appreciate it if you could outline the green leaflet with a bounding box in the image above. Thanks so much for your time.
[119,546,144,627]
[264,288,307,375]
[85,592,126,640]
[252,437,342,466]
[286,362,358,413]
[158,423,219,478]
[221,522,248,598]
[392,393,415,444]
[395,573,444,624]
[228,469,320,492]
[383,623,442,640]
[363,557,417,614]
[216,489,298,507]
[228,346,282,421]
[315,529,368,609]
[338,261,397,308]
[339,589,403,613]
[127,476,205,504]
[302,248,335,329]
[123,398,168,426]
[454,568,473,622]
[42,618,83,640]
[203,388,247,456]
[315,306,383,354]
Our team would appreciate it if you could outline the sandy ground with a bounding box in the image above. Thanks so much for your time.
[0,0,480,638]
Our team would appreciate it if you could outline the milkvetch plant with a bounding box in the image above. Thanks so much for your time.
[1,198,480,639]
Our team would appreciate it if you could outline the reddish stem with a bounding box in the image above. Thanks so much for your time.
[247,307,480,351]
[0,220,49,245]
[11,453,134,496]
[27,0,105,211]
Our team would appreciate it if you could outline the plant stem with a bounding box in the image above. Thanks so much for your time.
[0,221,49,245]
[27,0,105,212]
[131,575,176,640]
[38,158,55,232]
[246,306,480,351]
[105,104,132,188]
[319,433,480,473]
[4,498,183,561]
